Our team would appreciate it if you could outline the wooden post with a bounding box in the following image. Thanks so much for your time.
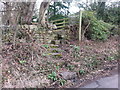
[79,10,82,42]
[64,19,65,30]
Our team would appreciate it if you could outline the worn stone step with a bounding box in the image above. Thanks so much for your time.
[49,44,59,48]
[50,49,63,53]
[48,53,62,57]
[49,48,62,51]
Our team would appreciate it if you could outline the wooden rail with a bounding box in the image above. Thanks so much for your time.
[50,18,69,31]
[50,18,69,23]
[50,11,82,42]
[55,22,68,25]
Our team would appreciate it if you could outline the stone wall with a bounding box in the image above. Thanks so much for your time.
[19,25,70,44]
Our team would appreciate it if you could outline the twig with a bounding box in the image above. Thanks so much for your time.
[82,21,90,40]
[48,80,58,87]
[84,21,90,31]
[31,50,34,61]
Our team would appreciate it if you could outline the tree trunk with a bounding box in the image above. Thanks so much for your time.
[38,1,51,27]
[53,2,56,16]
[19,2,36,24]
[2,2,36,25]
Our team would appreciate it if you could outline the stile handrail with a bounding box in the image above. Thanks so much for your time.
[50,18,69,31]
[50,18,69,23]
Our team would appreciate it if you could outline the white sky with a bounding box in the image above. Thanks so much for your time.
[36,0,119,14]
[69,0,120,13]
[0,0,119,14]
[67,0,120,14]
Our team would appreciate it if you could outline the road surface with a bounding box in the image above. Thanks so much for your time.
[81,74,119,88]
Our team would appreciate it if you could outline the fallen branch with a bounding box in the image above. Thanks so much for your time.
[82,21,90,40]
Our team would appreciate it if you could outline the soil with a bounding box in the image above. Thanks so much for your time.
[1,35,119,88]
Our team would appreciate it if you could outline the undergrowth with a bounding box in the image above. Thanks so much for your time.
[82,11,114,41]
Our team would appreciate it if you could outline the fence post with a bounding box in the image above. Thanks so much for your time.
[64,19,65,30]
[79,10,82,42]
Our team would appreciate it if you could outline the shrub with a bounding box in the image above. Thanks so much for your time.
[82,11,113,41]
[90,20,111,40]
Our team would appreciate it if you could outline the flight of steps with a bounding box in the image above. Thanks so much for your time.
[34,29,69,44]
[42,44,63,58]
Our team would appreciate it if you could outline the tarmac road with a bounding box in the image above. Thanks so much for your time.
[81,74,119,88]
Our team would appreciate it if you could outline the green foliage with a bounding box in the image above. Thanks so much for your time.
[42,53,48,57]
[82,11,113,41]
[49,2,69,16]
[48,71,66,86]
[42,44,49,48]
[85,56,101,69]
[52,49,59,53]
[49,14,68,24]
[55,66,60,70]
[19,60,26,64]
[59,79,66,86]
[70,45,80,58]
[103,2,120,25]
[47,72,57,81]
[107,56,115,61]
[110,26,119,36]
[49,14,64,21]
[90,20,111,40]
[91,60,99,67]
[73,45,80,51]
[67,65,74,71]
[79,70,86,75]
[78,1,119,25]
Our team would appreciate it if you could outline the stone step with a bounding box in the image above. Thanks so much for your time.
[49,49,63,53]
[49,53,62,57]
[41,44,62,50]
[49,48,62,51]
[45,44,59,48]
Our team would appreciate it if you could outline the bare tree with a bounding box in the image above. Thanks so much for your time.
[2,0,51,26]
[38,1,51,27]
[19,2,36,24]
[1,1,36,45]
[2,1,36,25]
